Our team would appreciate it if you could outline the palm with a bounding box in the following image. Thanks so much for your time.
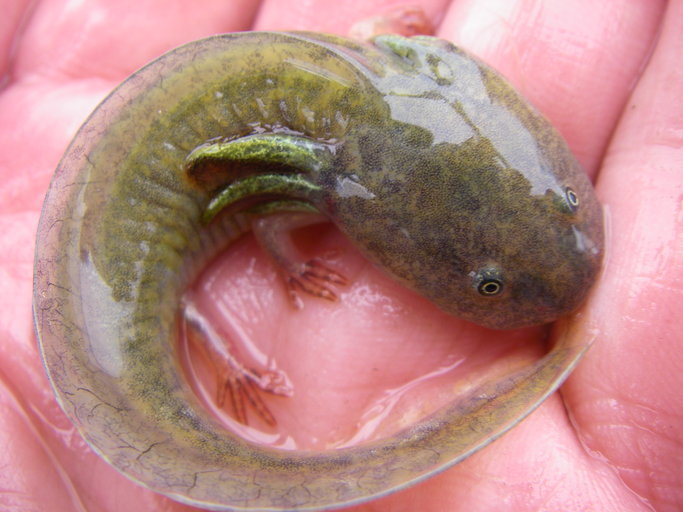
[1,1,681,511]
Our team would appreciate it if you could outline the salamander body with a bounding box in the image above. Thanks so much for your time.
[33,32,603,510]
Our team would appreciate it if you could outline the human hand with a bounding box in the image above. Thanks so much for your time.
[1,1,681,511]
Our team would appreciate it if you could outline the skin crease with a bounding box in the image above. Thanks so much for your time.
[0,0,681,511]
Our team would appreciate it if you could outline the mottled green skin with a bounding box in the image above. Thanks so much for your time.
[326,37,603,328]
[33,32,603,511]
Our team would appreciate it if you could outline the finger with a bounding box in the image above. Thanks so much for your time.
[564,0,683,508]
[254,0,450,33]
[0,389,76,511]
[439,0,665,176]
[349,399,648,512]
[0,0,32,75]
[14,0,261,80]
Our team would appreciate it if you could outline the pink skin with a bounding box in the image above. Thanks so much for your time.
[1,0,681,510]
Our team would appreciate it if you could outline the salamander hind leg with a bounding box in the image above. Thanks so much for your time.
[182,300,293,427]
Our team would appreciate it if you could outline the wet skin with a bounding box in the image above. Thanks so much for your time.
[33,32,603,510]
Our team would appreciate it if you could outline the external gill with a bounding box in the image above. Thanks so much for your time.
[184,132,337,222]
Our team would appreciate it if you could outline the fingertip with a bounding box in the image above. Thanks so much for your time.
[14,0,261,82]
[253,0,448,35]
[437,0,665,176]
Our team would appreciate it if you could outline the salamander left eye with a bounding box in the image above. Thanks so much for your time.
[565,187,579,211]
[478,279,503,296]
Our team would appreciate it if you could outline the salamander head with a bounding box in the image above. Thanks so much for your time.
[403,143,605,330]
[364,36,605,329]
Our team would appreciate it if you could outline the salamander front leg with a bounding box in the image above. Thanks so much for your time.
[252,212,348,308]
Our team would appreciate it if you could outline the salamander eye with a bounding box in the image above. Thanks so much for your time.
[565,187,579,211]
[478,279,503,296]
[472,266,504,297]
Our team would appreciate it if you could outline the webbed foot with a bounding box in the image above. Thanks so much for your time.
[183,302,292,427]
[252,212,349,308]
[285,258,349,307]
